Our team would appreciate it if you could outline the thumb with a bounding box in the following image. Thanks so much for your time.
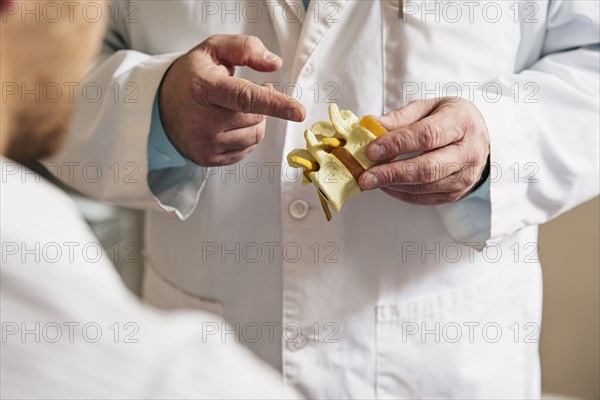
[204,34,282,72]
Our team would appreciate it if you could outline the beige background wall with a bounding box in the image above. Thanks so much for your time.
[539,197,599,399]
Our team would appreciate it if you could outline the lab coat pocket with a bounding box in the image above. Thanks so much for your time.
[142,260,224,316]
[375,271,539,399]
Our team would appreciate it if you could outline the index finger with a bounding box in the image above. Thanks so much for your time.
[203,34,283,72]
[378,99,439,131]
[210,75,306,122]
[366,110,463,161]
[360,143,466,189]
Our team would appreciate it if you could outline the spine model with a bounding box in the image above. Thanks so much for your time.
[287,104,389,220]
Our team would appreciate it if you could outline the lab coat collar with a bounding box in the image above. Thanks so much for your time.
[269,0,304,67]
[293,0,349,78]
[269,0,349,80]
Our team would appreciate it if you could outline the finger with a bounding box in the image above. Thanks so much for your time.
[214,119,266,152]
[378,99,439,131]
[205,145,258,166]
[209,75,306,122]
[359,144,470,189]
[383,167,478,195]
[194,106,264,131]
[219,111,265,131]
[204,34,282,72]
[366,109,463,161]
[381,187,467,206]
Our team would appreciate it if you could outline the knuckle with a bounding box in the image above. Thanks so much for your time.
[204,155,222,167]
[212,144,226,155]
[445,174,463,191]
[234,112,262,128]
[190,79,204,102]
[416,98,434,113]
[443,161,461,177]
[208,133,224,152]
[461,170,476,188]
[387,132,405,156]
[389,107,408,123]
[464,148,481,165]
[419,122,442,150]
[419,161,440,183]
[266,98,281,119]
[378,166,400,186]
[207,130,220,145]
[190,76,215,104]
[370,169,388,187]
[242,35,261,53]
[400,161,418,183]
[461,112,475,134]
[459,101,478,125]
[240,36,251,53]
[235,85,257,113]
[203,35,220,49]
[254,125,265,144]
[250,113,265,126]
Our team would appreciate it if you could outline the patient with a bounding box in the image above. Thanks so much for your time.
[0,1,299,398]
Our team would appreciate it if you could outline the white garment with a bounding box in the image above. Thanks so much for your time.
[50,1,600,398]
[0,158,299,399]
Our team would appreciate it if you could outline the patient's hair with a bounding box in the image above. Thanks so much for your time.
[0,0,106,164]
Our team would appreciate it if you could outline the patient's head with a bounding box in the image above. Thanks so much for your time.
[0,0,106,164]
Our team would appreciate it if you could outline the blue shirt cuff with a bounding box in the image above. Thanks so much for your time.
[435,177,491,248]
[466,176,490,201]
[148,95,187,172]
[146,93,210,220]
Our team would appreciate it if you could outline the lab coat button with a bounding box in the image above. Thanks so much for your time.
[303,62,313,77]
[286,334,309,352]
[289,199,309,220]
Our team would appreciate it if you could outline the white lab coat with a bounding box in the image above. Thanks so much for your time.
[0,158,300,399]
[51,1,600,398]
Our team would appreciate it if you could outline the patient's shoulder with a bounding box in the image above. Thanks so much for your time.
[1,158,104,263]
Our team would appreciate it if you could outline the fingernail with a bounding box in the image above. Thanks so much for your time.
[362,172,379,190]
[378,115,391,127]
[288,108,301,121]
[265,51,281,62]
[370,144,386,160]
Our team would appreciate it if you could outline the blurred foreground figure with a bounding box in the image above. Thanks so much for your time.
[0,1,299,398]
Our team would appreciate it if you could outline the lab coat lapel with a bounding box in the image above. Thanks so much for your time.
[292,0,349,78]
[269,0,304,64]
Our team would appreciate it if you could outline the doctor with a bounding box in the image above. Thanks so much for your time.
[51,0,599,398]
